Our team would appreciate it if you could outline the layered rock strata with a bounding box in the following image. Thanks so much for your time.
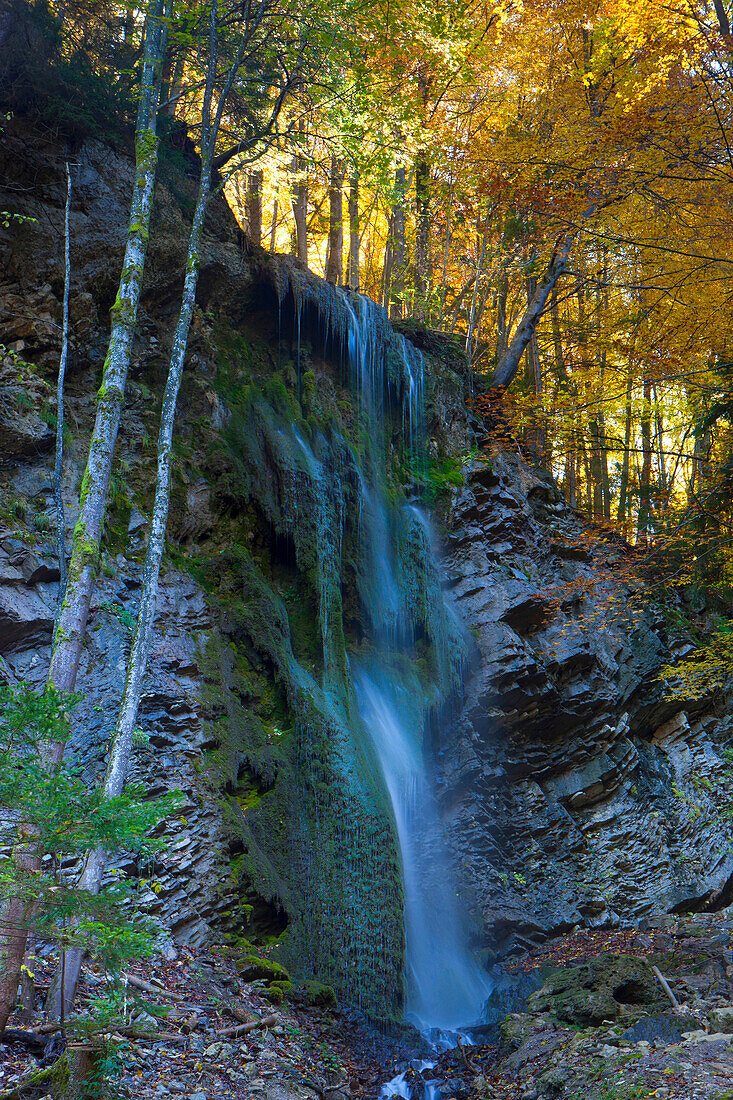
[441,450,733,958]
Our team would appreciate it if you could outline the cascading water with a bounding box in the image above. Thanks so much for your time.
[341,292,491,1039]
[355,671,491,1032]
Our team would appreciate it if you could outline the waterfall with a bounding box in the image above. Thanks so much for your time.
[355,671,491,1031]
[342,292,491,1034]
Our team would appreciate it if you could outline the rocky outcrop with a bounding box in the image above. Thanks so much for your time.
[0,116,464,1020]
[441,449,733,959]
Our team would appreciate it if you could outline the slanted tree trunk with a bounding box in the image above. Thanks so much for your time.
[0,0,169,1039]
[490,207,597,389]
[48,0,230,1022]
[325,156,344,285]
[246,169,263,247]
[347,172,359,291]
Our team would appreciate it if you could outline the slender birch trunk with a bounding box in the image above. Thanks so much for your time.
[49,0,240,1021]
[54,162,72,610]
[0,0,168,1038]
[46,0,169,731]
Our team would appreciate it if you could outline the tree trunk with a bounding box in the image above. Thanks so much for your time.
[291,120,308,265]
[437,194,453,327]
[53,162,71,611]
[269,198,278,253]
[653,384,668,513]
[0,0,169,1038]
[466,232,487,361]
[490,208,597,389]
[637,374,653,544]
[347,172,359,291]
[564,425,577,507]
[325,156,344,285]
[246,169,263,247]
[522,273,545,459]
[45,0,168,719]
[49,0,223,1022]
[389,165,406,320]
[415,155,430,316]
[617,364,634,533]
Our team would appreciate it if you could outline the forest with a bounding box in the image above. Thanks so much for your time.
[4,0,733,1098]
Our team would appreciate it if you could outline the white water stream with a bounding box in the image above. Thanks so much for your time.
[340,293,491,1090]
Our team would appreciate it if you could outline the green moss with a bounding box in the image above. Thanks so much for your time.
[298,980,337,1008]
[237,953,290,983]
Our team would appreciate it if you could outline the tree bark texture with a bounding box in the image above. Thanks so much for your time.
[388,166,406,321]
[415,155,430,314]
[246,169,263,247]
[325,156,344,285]
[637,374,653,543]
[291,120,308,264]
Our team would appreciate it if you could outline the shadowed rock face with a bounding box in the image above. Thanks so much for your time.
[439,449,733,960]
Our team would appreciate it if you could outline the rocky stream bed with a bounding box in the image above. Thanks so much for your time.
[6,912,733,1099]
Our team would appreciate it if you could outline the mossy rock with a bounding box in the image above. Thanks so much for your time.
[528,953,667,1027]
[237,953,290,985]
[294,980,337,1008]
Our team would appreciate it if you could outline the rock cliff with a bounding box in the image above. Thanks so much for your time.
[441,449,733,961]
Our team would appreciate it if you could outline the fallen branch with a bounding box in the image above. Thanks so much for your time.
[0,1028,47,1054]
[181,1009,200,1033]
[216,1013,279,1038]
[223,998,252,1024]
[651,964,682,1012]
[124,972,186,1003]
